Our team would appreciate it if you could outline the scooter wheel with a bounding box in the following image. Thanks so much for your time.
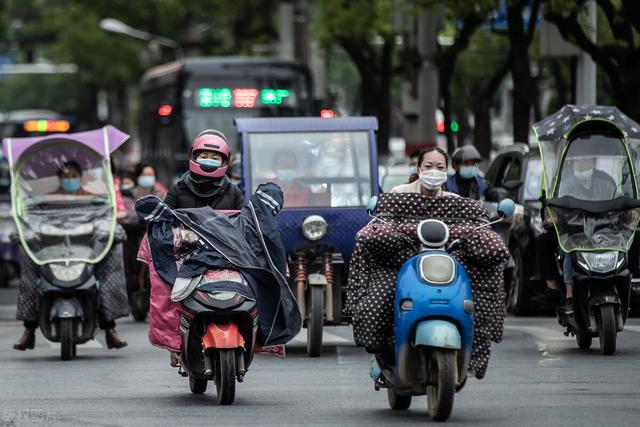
[59,318,76,361]
[189,375,207,394]
[215,349,236,405]
[597,305,617,355]
[426,350,456,422]
[576,333,592,350]
[387,389,411,410]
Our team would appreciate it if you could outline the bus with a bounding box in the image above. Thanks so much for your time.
[139,56,315,184]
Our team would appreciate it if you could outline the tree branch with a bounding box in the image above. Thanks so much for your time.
[544,8,622,89]
[597,0,635,48]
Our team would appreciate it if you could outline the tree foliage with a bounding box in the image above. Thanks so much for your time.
[545,0,640,120]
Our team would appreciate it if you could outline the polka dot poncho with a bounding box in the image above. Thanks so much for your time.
[347,193,510,379]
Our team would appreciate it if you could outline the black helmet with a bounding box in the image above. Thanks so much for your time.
[452,145,481,165]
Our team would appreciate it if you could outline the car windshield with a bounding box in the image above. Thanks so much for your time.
[247,131,373,208]
[523,157,542,201]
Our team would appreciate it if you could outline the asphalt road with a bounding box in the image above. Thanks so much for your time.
[1,285,640,426]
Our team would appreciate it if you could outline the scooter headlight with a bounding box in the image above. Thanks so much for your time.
[48,263,86,282]
[301,215,327,241]
[578,251,621,274]
[419,254,455,285]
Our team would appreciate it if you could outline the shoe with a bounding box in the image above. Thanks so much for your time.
[170,351,181,368]
[532,289,562,306]
[105,328,128,349]
[561,298,574,315]
[13,328,36,351]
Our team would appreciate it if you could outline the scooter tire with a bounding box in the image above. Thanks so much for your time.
[387,389,411,410]
[576,333,592,350]
[189,375,207,394]
[597,305,617,355]
[426,350,456,422]
[215,349,236,405]
[60,318,75,361]
[306,286,324,357]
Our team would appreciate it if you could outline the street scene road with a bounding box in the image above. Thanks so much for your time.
[2,287,639,426]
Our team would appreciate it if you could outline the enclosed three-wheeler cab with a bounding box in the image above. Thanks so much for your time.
[235,116,379,356]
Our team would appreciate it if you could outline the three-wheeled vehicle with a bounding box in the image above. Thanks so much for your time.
[2,126,129,360]
[235,117,379,356]
[533,105,640,355]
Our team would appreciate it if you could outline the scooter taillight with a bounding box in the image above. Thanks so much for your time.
[202,323,245,350]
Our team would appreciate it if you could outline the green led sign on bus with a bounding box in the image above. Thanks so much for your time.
[198,88,290,108]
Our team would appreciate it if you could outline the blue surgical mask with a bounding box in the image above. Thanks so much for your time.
[121,183,134,191]
[197,158,222,168]
[459,165,477,180]
[575,168,593,181]
[276,169,297,182]
[61,178,81,193]
[137,175,156,188]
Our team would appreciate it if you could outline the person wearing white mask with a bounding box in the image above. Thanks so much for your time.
[390,147,458,197]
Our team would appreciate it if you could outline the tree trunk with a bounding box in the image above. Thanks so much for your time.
[507,1,532,144]
[471,62,510,158]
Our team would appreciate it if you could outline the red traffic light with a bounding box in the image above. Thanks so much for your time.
[158,104,173,117]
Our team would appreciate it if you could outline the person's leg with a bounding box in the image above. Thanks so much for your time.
[95,242,129,349]
[14,254,40,350]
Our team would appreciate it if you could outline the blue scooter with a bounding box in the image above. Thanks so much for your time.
[368,198,515,421]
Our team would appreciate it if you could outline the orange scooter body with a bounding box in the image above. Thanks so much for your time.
[202,323,245,350]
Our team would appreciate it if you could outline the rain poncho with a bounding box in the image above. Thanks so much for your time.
[347,193,509,379]
[136,183,301,351]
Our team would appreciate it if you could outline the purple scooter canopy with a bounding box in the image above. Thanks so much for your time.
[1,125,130,166]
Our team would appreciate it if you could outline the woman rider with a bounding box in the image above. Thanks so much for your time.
[160,130,243,366]
[163,130,244,210]
[14,161,129,350]
[391,147,458,197]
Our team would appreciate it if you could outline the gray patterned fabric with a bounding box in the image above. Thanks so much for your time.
[347,193,510,379]
[16,243,129,324]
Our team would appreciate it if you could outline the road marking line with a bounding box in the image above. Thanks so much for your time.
[291,330,352,345]
[504,325,567,341]
[46,339,103,349]
[624,325,640,333]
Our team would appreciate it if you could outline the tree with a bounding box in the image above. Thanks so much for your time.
[315,0,398,155]
[430,1,499,153]
[545,0,640,121]
[506,0,541,144]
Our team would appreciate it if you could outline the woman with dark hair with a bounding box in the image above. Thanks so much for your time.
[390,147,458,197]
[130,163,165,200]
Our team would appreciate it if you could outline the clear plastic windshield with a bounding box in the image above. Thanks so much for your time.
[247,131,374,208]
[548,206,640,252]
[554,134,634,200]
[11,141,116,264]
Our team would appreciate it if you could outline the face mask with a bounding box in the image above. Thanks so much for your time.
[409,165,417,175]
[575,168,593,180]
[61,178,81,193]
[197,158,222,168]
[121,183,134,191]
[276,169,297,182]
[419,169,448,190]
[137,175,156,188]
[459,165,478,179]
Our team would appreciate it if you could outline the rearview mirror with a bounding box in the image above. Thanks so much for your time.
[503,180,523,191]
[366,196,378,215]
[497,198,516,218]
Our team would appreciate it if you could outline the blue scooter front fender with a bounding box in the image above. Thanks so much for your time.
[414,320,461,349]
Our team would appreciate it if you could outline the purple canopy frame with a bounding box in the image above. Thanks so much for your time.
[1,125,130,166]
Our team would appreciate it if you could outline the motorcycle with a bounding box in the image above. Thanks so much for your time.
[175,266,257,406]
[0,195,20,287]
[533,105,640,355]
[2,126,130,360]
[367,196,515,422]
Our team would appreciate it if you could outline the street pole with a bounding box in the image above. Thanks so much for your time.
[575,0,596,105]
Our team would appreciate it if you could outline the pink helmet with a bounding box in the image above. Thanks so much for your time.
[189,130,230,178]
